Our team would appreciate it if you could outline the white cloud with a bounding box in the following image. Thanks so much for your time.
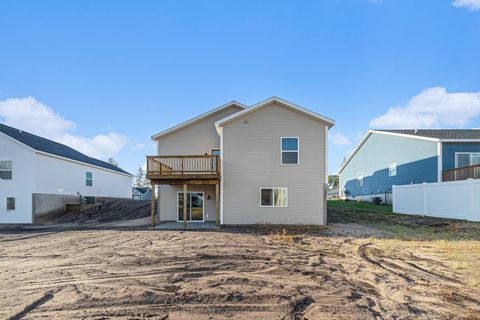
[131,143,145,151]
[369,87,480,129]
[0,96,127,159]
[329,132,350,146]
[453,0,480,11]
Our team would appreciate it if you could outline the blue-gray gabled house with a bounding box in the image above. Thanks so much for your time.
[338,129,480,203]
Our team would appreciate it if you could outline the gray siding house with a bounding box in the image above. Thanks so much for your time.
[132,187,151,200]
[147,97,335,225]
[338,130,480,203]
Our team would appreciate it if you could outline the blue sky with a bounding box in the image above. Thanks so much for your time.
[0,0,479,175]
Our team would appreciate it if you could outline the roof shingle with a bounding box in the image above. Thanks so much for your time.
[376,129,480,140]
[0,123,131,175]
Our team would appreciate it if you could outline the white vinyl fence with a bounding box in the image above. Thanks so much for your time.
[393,179,480,222]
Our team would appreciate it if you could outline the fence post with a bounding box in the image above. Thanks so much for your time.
[468,179,474,219]
[422,182,428,215]
[392,185,396,213]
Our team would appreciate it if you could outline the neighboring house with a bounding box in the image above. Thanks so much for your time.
[327,188,339,200]
[0,123,133,224]
[147,97,335,225]
[338,129,480,203]
[132,187,152,200]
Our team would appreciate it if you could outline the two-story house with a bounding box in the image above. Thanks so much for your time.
[338,129,480,203]
[0,123,133,224]
[147,97,335,226]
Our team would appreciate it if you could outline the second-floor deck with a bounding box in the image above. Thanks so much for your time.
[442,164,480,182]
[146,155,220,183]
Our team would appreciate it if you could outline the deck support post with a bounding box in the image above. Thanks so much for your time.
[183,184,188,228]
[215,183,220,226]
[151,184,156,227]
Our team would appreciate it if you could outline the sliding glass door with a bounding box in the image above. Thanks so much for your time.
[177,192,204,222]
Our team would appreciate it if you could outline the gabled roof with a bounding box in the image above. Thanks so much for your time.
[0,123,131,176]
[337,129,480,175]
[215,96,335,129]
[133,187,150,194]
[151,101,247,140]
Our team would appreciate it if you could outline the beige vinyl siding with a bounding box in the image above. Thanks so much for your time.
[158,185,216,222]
[155,105,243,155]
[222,102,327,225]
[154,105,242,221]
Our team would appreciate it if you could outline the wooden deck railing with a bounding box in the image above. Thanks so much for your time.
[442,164,480,182]
[146,155,220,180]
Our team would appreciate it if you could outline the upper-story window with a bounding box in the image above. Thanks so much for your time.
[0,161,12,180]
[281,137,299,165]
[388,162,397,177]
[86,172,93,186]
[357,172,364,187]
[455,153,480,168]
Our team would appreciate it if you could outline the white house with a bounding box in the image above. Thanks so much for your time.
[0,123,133,224]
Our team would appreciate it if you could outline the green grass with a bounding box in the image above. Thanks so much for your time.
[327,199,480,241]
[328,199,393,214]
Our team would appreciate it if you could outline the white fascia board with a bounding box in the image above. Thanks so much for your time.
[1,131,132,177]
[337,130,441,175]
[0,131,37,152]
[215,96,335,129]
[371,130,440,142]
[151,101,247,141]
[337,131,373,175]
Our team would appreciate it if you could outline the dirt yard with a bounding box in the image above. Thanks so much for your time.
[0,200,479,319]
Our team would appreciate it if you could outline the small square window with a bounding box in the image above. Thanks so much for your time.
[388,163,397,177]
[6,197,15,210]
[86,172,93,186]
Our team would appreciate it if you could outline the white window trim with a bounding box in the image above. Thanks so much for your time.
[357,172,364,187]
[280,137,299,165]
[388,162,397,177]
[259,187,288,208]
[455,152,480,168]
[6,197,15,211]
[0,160,13,181]
[176,191,205,222]
[86,172,93,187]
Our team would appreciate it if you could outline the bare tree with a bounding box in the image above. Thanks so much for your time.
[108,158,119,167]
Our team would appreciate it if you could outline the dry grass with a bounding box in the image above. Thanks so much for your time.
[268,229,299,243]
[372,239,480,288]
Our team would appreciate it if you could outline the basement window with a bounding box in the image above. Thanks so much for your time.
[0,160,12,180]
[260,187,288,207]
[6,197,15,211]
[86,172,93,186]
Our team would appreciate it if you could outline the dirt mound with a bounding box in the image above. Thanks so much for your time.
[40,199,151,225]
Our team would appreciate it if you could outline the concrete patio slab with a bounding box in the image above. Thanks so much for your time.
[153,222,220,231]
